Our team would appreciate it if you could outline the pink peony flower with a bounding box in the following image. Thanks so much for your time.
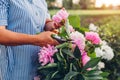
[52,15,62,23]
[85,32,101,44]
[81,51,90,66]
[70,31,85,52]
[38,45,58,66]
[57,9,69,20]
[69,25,75,33]
[52,9,69,23]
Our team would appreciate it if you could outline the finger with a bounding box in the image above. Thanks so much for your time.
[53,39,59,45]
[54,22,61,29]
[51,29,59,34]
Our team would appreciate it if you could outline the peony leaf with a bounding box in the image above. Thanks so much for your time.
[58,26,68,38]
[55,43,69,49]
[100,72,110,78]
[45,71,55,80]
[84,70,103,80]
[57,61,68,74]
[51,71,59,79]
[68,15,80,29]
[82,57,101,72]
[56,52,64,62]
[62,49,75,59]
[69,63,73,72]
[72,64,78,71]
[84,76,103,80]
[64,71,79,80]
[73,46,81,59]
[85,70,102,76]
[38,63,57,70]
[88,52,96,58]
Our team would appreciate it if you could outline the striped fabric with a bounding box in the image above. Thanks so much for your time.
[0,0,50,80]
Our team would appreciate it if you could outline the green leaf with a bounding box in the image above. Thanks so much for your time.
[45,71,54,80]
[58,26,68,38]
[84,70,104,80]
[64,71,79,80]
[86,70,102,76]
[100,72,110,78]
[73,46,81,59]
[72,64,77,71]
[38,63,57,70]
[84,76,103,80]
[51,71,59,79]
[59,48,65,58]
[68,15,80,28]
[72,60,82,72]
[56,52,64,62]
[102,78,108,80]
[88,52,96,58]
[77,74,85,80]
[82,57,101,72]
[62,49,75,59]
[69,63,73,72]
[55,43,69,49]
[57,61,68,74]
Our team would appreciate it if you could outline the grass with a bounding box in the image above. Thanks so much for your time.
[49,10,120,16]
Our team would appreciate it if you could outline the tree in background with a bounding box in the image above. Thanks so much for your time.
[79,0,96,9]
[46,0,96,9]
[62,0,73,9]
[79,0,88,9]
[101,4,106,9]
[46,0,56,9]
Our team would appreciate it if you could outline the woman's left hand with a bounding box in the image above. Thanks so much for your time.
[44,20,62,31]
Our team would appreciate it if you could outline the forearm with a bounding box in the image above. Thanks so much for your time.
[0,28,38,46]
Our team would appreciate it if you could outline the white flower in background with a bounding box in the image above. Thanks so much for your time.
[100,40,107,45]
[95,41,114,60]
[89,23,98,32]
[95,40,107,57]
[95,48,104,57]
[98,62,105,70]
[101,45,114,60]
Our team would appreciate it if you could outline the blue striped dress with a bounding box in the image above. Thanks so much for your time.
[0,0,50,80]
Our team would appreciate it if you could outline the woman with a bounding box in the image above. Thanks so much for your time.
[0,0,60,80]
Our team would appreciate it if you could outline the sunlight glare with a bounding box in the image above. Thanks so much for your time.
[96,0,120,7]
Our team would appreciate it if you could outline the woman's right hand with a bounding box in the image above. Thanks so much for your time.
[33,31,59,47]
[0,27,58,46]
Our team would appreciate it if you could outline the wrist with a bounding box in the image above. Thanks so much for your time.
[29,35,42,46]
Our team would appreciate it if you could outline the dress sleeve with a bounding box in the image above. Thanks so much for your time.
[0,0,9,26]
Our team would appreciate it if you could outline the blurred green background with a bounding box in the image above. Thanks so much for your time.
[46,0,120,80]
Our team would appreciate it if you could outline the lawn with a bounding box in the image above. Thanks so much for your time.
[49,10,120,15]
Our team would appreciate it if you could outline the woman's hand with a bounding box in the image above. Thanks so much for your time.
[44,20,62,31]
[0,26,58,46]
[33,31,59,47]
[0,26,59,46]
